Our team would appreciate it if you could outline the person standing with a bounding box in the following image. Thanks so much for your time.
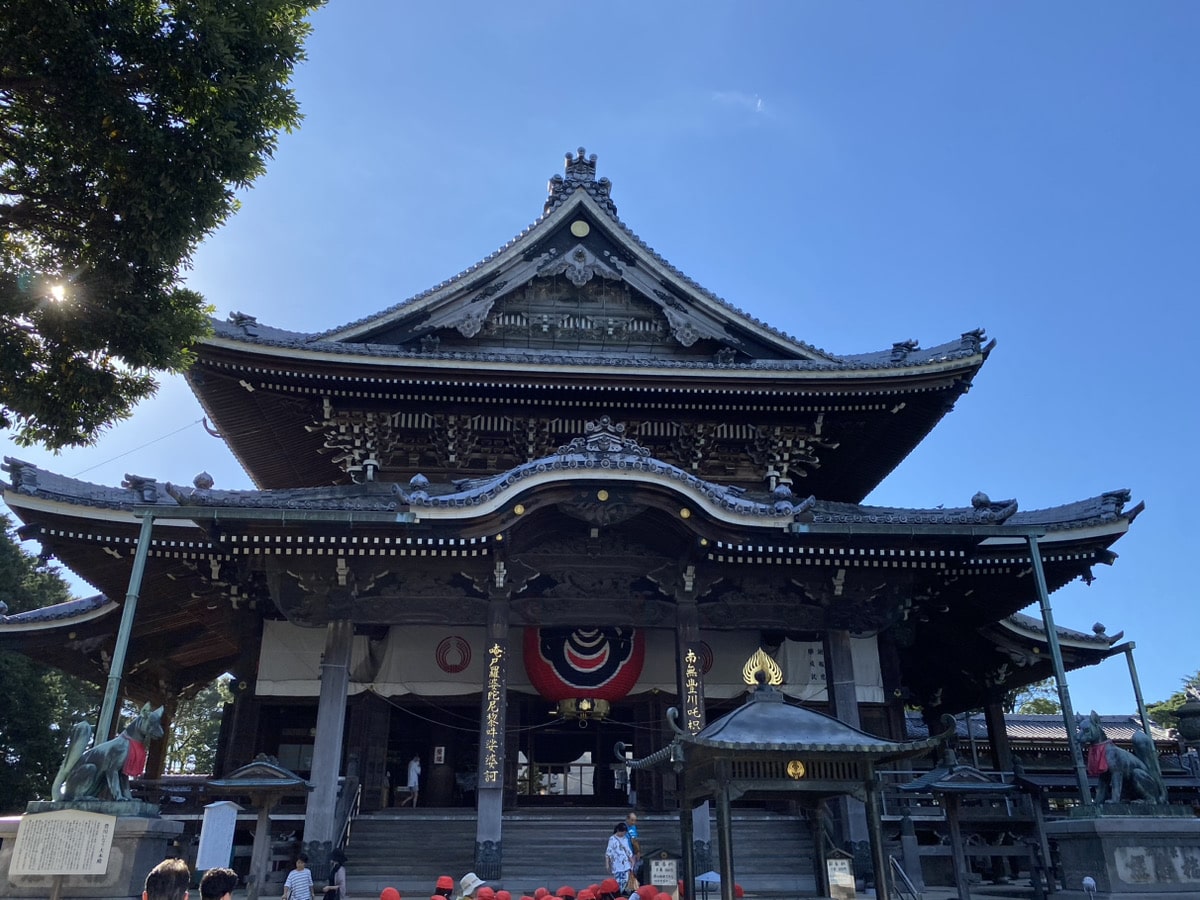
[199,867,238,900]
[400,754,422,807]
[605,822,635,893]
[144,859,190,900]
[323,848,348,900]
[624,811,641,881]
[283,853,315,900]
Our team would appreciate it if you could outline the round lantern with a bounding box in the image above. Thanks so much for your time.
[524,626,645,717]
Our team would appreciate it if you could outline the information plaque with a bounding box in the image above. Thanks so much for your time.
[826,855,856,900]
[10,810,116,876]
[650,857,678,888]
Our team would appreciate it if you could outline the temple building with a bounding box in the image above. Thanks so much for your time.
[1,150,1141,880]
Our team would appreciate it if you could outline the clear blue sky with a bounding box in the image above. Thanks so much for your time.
[5,2,1197,714]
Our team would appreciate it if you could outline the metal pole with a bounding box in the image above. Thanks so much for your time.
[1123,644,1153,736]
[96,512,155,741]
[1026,534,1092,805]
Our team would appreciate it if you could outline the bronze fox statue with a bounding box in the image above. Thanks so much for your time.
[52,703,165,802]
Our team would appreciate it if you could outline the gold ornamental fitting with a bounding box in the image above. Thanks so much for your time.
[741,648,783,686]
[787,760,806,780]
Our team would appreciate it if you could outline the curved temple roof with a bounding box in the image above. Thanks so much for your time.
[203,147,993,376]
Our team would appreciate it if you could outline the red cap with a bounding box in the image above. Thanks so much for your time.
[381,891,401,900]
[637,886,657,900]
[497,892,512,900]
[556,888,576,899]
[478,889,496,900]
[437,877,455,891]
[733,887,744,899]
[578,891,596,900]
[599,879,619,895]
[534,890,549,899]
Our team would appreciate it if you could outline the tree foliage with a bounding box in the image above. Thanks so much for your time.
[0,0,322,448]
[1005,677,1063,715]
[1147,670,1200,731]
[164,675,233,774]
[0,516,100,812]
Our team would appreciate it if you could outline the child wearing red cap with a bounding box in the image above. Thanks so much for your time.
[435,877,455,899]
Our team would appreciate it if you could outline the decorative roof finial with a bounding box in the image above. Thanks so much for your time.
[564,147,597,182]
[741,648,783,687]
[545,147,616,216]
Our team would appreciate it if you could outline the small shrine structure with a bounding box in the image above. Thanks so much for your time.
[623,650,953,900]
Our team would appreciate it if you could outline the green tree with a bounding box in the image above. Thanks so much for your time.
[1147,670,1200,731]
[164,675,233,774]
[1005,677,1063,715]
[0,516,100,811]
[0,0,322,448]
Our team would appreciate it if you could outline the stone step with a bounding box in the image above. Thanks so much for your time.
[342,809,816,897]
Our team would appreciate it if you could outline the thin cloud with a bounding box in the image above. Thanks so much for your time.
[712,91,767,115]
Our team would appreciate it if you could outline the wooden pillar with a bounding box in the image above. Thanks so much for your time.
[303,618,354,851]
[144,695,177,778]
[676,596,712,870]
[714,762,736,900]
[865,777,891,900]
[475,598,509,879]
[945,794,972,900]
[680,796,696,900]
[983,700,1014,773]
[812,801,829,897]
[824,629,869,845]
[348,693,390,812]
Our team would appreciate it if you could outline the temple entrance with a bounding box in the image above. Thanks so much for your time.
[516,696,635,806]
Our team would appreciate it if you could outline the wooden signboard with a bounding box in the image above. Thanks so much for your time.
[826,855,856,900]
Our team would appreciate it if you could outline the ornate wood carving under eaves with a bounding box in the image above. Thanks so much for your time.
[310,401,403,484]
[536,243,623,287]
[465,277,674,353]
[267,559,490,625]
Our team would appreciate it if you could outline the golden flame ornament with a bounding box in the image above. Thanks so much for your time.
[741,648,783,686]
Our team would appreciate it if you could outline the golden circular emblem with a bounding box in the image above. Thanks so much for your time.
[786,760,807,780]
[570,219,590,237]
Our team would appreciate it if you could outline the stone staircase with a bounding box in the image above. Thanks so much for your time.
[344,808,816,898]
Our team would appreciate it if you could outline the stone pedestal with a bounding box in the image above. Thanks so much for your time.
[1045,813,1200,899]
[0,815,183,899]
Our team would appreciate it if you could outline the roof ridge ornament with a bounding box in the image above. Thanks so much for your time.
[741,647,784,687]
[557,416,651,457]
[545,147,616,216]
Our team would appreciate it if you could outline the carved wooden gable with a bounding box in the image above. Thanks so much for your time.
[329,150,826,364]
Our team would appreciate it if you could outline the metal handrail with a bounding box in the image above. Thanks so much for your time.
[889,855,922,900]
[333,776,361,852]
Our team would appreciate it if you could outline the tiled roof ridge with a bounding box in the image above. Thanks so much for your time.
[0,593,112,626]
[4,453,1135,533]
[1005,611,1116,645]
[209,316,988,374]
